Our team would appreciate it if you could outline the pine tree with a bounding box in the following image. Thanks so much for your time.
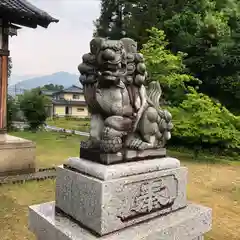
[94,0,128,39]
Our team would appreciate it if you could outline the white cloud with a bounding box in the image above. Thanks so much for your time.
[9,0,101,75]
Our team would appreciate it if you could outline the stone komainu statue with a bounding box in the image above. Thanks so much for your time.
[78,37,173,160]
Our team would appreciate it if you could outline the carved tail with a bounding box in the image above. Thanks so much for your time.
[147,81,162,108]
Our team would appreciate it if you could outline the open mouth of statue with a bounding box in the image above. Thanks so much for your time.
[102,70,116,75]
[102,62,120,71]
[101,70,119,81]
[101,64,127,80]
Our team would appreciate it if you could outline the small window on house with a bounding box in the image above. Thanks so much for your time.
[73,94,80,99]
[77,108,84,112]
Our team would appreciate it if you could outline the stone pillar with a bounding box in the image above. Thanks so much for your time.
[0,19,9,141]
[0,20,36,176]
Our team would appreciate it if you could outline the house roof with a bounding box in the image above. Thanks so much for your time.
[52,99,87,106]
[41,90,57,96]
[0,0,59,28]
[54,85,83,94]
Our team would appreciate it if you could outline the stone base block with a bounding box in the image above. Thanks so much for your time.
[0,133,7,142]
[80,145,166,164]
[56,157,187,236]
[29,201,212,240]
[0,135,36,176]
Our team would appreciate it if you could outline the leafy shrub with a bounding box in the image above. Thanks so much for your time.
[83,117,91,121]
[7,95,18,131]
[63,116,91,122]
[142,27,240,157]
[168,88,240,155]
[19,88,50,131]
[53,114,59,119]
[64,115,72,121]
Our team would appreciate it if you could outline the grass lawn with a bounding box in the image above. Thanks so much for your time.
[11,131,86,168]
[0,131,239,239]
[46,117,90,132]
[0,180,55,240]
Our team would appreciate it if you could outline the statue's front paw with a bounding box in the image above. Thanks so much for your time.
[81,140,92,149]
[81,139,100,149]
[100,137,122,153]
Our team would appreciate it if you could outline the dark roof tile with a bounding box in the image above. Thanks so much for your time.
[0,0,59,28]
[41,90,57,96]
[54,85,83,94]
[52,99,87,106]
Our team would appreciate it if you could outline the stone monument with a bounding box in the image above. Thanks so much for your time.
[29,38,212,239]
[0,1,58,176]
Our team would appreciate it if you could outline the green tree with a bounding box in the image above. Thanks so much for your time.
[41,84,64,91]
[163,1,240,112]
[19,88,50,131]
[141,28,200,105]
[8,57,12,78]
[95,0,240,111]
[7,95,18,131]
[169,88,240,155]
[94,0,125,39]
[141,27,240,155]
[94,0,164,47]
[7,57,14,130]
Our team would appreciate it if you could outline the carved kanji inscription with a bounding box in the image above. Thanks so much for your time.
[120,175,178,221]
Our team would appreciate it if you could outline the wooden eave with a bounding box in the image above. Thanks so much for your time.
[0,0,59,29]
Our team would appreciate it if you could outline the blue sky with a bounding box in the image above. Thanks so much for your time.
[9,0,101,76]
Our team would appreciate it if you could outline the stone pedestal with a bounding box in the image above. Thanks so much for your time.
[0,134,36,176]
[29,156,212,239]
[80,146,167,164]
[0,133,7,142]
[56,157,186,235]
[29,202,211,240]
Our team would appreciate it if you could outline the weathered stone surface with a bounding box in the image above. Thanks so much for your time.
[80,147,167,164]
[55,165,187,235]
[80,147,122,164]
[124,148,167,160]
[0,133,7,142]
[66,157,180,180]
[0,134,36,176]
[78,38,173,155]
[29,201,212,240]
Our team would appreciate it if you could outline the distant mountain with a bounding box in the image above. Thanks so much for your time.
[8,72,81,96]
[9,74,42,86]
[15,72,80,89]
